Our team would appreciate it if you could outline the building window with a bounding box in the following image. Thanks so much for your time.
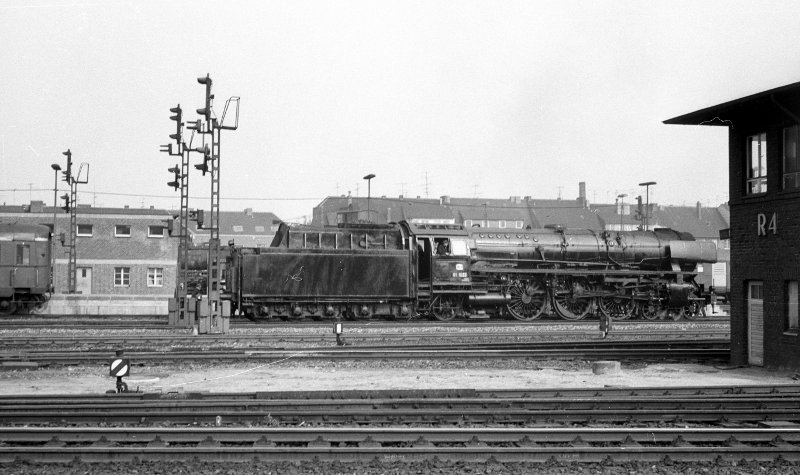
[115,225,131,237]
[148,225,165,238]
[232,225,244,232]
[787,281,799,332]
[254,225,265,233]
[515,221,524,229]
[498,220,507,229]
[114,267,130,287]
[747,132,767,194]
[783,125,800,190]
[16,244,30,265]
[147,267,164,287]
[77,224,93,237]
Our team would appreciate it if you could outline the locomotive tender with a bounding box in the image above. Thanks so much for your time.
[0,223,52,314]
[225,221,717,321]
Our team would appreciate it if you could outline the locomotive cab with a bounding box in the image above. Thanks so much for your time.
[400,222,472,320]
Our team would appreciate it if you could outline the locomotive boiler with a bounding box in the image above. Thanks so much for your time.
[225,220,717,322]
[0,223,52,314]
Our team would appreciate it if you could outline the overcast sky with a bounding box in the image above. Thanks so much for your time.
[2,0,800,221]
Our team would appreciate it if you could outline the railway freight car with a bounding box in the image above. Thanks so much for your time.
[225,221,717,321]
[0,223,52,314]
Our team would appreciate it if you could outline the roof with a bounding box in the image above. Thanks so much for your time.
[664,80,800,126]
[188,209,282,235]
[0,202,173,217]
[652,205,729,240]
[532,206,604,229]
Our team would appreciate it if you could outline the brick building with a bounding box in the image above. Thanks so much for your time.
[666,80,800,368]
[0,201,177,314]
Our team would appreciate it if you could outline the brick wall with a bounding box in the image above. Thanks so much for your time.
[729,127,800,368]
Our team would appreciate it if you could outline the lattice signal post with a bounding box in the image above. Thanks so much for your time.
[163,75,239,334]
[192,74,240,334]
[58,149,88,294]
[162,105,193,329]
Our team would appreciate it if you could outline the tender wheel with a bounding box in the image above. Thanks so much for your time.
[598,284,636,320]
[0,300,16,316]
[553,277,593,320]
[431,296,459,322]
[506,279,547,321]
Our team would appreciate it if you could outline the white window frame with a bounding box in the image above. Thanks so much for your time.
[76,224,93,237]
[787,281,799,333]
[115,225,132,238]
[232,225,244,232]
[148,225,165,238]
[114,267,130,287]
[747,132,767,195]
[784,125,800,190]
[147,267,164,287]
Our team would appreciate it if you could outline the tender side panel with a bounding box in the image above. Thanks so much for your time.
[241,249,412,299]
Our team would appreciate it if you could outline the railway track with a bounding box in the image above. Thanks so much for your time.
[0,386,797,464]
[0,339,729,366]
[0,314,730,330]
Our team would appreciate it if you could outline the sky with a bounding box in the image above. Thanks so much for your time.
[2,1,800,222]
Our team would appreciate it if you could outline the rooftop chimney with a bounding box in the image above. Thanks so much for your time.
[696,201,702,219]
[244,208,253,217]
[440,195,450,205]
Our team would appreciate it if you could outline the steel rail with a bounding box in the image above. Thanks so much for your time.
[0,427,797,463]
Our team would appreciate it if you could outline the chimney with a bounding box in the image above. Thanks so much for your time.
[440,195,450,205]
[578,182,586,208]
[696,201,702,219]
[244,208,253,217]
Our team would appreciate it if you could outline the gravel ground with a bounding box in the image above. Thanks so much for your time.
[2,458,799,475]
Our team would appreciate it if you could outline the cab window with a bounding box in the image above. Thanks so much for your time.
[450,238,469,256]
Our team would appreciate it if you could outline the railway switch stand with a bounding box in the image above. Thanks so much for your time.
[109,350,130,393]
[334,321,345,346]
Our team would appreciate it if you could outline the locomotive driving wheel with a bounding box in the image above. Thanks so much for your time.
[598,283,636,320]
[682,292,705,320]
[552,277,594,320]
[430,295,461,321]
[506,279,547,321]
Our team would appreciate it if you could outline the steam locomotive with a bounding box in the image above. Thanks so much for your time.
[225,220,717,321]
[0,223,52,314]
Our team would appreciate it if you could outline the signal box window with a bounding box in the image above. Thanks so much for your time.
[148,225,165,238]
[147,267,164,287]
[783,125,800,190]
[787,281,799,333]
[115,225,131,237]
[114,267,130,287]
[747,133,767,194]
[77,224,93,237]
